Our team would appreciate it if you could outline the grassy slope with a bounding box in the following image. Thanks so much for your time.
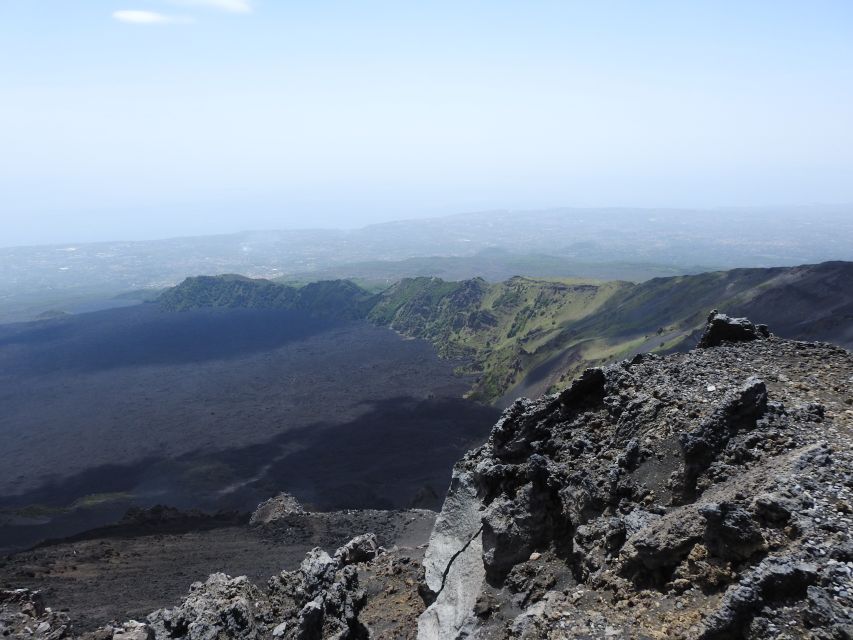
[367,276,630,400]
[512,269,781,393]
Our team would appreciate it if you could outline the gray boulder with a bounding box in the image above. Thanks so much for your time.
[146,574,265,640]
[249,493,305,525]
[334,534,379,566]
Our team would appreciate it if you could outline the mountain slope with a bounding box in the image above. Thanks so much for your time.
[5,206,853,324]
[159,275,376,320]
[6,318,851,640]
[158,261,853,403]
[418,319,853,639]
[369,276,629,400]
[276,249,708,288]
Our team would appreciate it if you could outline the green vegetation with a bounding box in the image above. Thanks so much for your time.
[160,273,630,400]
[0,492,133,522]
[159,275,376,320]
[275,251,705,288]
[158,263,839,403]
[368,276,629,400]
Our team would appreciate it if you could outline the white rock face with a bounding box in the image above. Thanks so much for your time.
[418,469,485,640]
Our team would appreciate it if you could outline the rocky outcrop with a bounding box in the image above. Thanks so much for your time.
[145,573,265,640]
[140,535,376,640]
[1,589,71,640]
[1,535,381,640]
[333,534,380,566]
[249,493,305,525]
[418,472,485,639]
[698,310,770,348]
[5,311,852,640]
[417,315,853,639]
[265,546,367,640]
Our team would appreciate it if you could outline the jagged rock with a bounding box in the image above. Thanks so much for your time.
[334,534,379,566]
[418,470,485,640]
[146,573,266,640]
[751,493,794,524]
[619,508,704,579]
[295,601,323,640]
[677,377,768,501]
[830,539,853,562]
[558,367,606,409]
[698,558,817,638]
[288,564,365,640]
[1,588,46,617]
[698,310,770,348]
[112,621,153,640]
[417,324,853,639]
[299,548,339,590]
[70,534,376,640]
[481,464,569,584]
[803,586,844,628]
[249,493,305,525]
[699,502,765,561]
[0,589,70,639]
[268,544,368,640]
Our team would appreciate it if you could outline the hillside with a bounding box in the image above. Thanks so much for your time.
[276,250,707,288]
[159,275,375,320]
[4,206,853,325]
[368,276,629,400]
[5,316,851,639]
[417,315,853,639]
[159,261,853,403]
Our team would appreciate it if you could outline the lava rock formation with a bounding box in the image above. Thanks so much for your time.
[418,315,853,639]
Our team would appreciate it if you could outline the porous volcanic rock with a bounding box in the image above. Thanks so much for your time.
[249,493,306,525]
[698,309,770,349]
[0,535,383,640]
[137,533,377,640]
[0,588,71,639]
[418,315,853,639]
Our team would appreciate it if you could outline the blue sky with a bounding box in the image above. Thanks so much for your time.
[1,1,852,245]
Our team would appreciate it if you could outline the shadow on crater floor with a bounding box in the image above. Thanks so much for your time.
[0,304,339,375]
[0,395,499,552]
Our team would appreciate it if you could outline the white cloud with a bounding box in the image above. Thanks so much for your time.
[169,0,252,13]
[112,10,193,24]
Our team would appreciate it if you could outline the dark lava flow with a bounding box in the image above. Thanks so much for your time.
[0,304,499,552]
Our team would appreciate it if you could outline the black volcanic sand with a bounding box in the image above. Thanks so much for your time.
[0,509,436,632]
[0,304,499,551]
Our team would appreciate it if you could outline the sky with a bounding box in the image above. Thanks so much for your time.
[1,0,852,246]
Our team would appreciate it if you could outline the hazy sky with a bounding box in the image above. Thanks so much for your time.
[1,1,852,246]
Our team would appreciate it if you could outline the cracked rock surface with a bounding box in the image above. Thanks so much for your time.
[418,319,853,639]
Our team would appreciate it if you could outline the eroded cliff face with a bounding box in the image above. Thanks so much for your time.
[418,314,853,639]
